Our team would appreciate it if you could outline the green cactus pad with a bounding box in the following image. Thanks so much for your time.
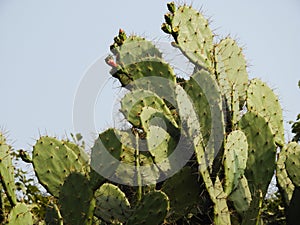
[276,143,295,206]
[113,36,162,66]
[0,133,17,206]
[285,142,300,187]
[115,59,177,87]
[223,130,248,196]
[239,112,277,195]
[247,78,284,146]
[127,190,169,225]
[229,175,252,214]
[239,112,276,224]
[183,70,224,169]
[58,173,95,225]
[32,136,89,197]
[7,203,33,225]
[165,3,214,69]
[161,167,200,221]
[121,89,177,129]
[94,183,131,223]
[215,37,248,107]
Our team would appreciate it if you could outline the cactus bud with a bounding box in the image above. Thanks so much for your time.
[167,2,176,13]
[164,13,173,25]
[161,23,172,34]
[118,28,127,42]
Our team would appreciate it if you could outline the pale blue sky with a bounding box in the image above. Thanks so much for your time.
[0,0,299,150]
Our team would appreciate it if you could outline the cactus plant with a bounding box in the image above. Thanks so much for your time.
[1,2,297,225]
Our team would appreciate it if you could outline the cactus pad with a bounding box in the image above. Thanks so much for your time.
[223,130,248,196]
[58,173,95,225]
[164,3,214,69]
[229,175,252,214]
[285,142,300,187]
[247,78,284,146]
[94,183,131,223]
[215,37,248,107]
[239,112,277,196]
[127,190,169,225]
[32,136,89,197]
[7,203,33,225]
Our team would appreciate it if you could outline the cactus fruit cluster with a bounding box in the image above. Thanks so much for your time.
[0,2,299,225]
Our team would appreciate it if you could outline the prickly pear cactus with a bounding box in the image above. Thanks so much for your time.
[2,2,292,225]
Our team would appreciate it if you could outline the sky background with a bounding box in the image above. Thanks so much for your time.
[0,0,299,150]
